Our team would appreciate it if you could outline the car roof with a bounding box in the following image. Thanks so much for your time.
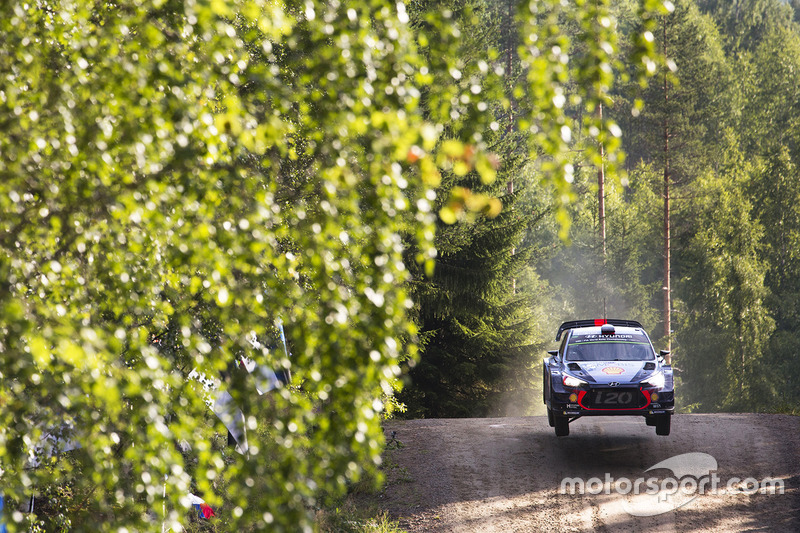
[567,325,646,338]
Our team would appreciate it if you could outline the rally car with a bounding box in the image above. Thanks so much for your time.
[542,319,674,436]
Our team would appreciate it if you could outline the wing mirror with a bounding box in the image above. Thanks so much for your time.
[547,349,559,360]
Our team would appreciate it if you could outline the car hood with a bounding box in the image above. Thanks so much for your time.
[567,360,652,385]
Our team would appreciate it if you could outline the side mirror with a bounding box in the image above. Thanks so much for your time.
[547,349,559,359]
[660,350,671,365]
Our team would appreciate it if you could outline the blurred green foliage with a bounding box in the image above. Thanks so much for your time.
[0,0,662,530]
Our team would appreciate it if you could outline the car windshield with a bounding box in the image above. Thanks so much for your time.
[566,332,655,361]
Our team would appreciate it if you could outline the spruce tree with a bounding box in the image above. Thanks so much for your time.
[399,0,542,418]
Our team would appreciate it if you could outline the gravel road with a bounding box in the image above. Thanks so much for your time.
[372,414,800,532]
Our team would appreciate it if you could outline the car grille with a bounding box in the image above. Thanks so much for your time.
[582,387,647,409]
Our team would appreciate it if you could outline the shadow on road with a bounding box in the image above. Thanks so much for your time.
[373,414,800,531]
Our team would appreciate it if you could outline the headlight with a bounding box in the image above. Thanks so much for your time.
[563,374,587,388]
[641,372,665,389]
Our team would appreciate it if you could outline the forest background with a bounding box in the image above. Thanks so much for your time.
[2,0,800,531]
[402,0,800,420]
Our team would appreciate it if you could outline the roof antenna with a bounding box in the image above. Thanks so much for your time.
[603,298,607,320]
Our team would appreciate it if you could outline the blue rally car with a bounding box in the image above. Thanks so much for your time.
[542,319,674,436]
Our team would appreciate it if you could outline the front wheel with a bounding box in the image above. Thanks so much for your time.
[554,415,570,437]
[655,414,671,436]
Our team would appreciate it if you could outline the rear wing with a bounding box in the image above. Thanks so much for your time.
[555,319,644,341]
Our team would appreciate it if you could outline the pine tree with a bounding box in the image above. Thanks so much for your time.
[695,0,796,53]
[617,0,735,353]
[399,0,543,418]
[402,185,541,417]
[744,27,800,408]
[677,131,774,411]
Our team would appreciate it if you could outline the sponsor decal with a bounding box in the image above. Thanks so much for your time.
[602,366,625,375]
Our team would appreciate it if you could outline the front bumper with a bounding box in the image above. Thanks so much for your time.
[548,387,675,417]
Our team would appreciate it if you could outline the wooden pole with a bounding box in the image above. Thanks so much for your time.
[662,16,672,363]
[598,103,606,259]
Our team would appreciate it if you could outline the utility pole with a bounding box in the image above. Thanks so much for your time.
[597,103,606,259]
[662,16,672,363]
[506,0,516,294]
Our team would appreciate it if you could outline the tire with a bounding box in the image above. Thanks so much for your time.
[655,414,671,436]
[645,416,656,427]
[542,364,549,404]
[547,407,555,427]
[554,415,570,437]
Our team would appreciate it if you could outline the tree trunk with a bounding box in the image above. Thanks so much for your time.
[598,103,606,259]
[662,17,672,363]
[506,0,516,293]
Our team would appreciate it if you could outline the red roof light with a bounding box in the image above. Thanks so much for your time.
[594,319,607,326]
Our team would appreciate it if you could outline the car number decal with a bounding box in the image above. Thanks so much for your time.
[594,390,635,405]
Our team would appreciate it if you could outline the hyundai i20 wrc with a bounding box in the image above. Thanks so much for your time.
[542,319,674,436]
